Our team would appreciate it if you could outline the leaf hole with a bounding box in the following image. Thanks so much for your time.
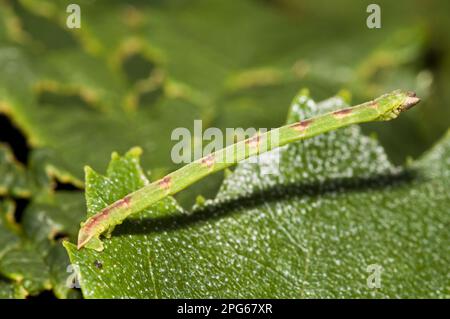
[26,289,57,299]
[12,198,29,224]
[52,232,70,241]
[122,53,158,83]
[0,113,30,164]
[53,180,82,192]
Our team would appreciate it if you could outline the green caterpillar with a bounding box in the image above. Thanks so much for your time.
[77,90,420,251]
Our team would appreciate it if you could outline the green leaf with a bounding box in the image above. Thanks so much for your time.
[65,92,449,298]
[0,200,21,257]
[0,199,51,295]
[0,144,31,197]
[22,191,85,244]
[0,192,85,298]
[0,280,27,299]
[0,142,82,200]
[0,243,52,294]
[0,45,206,181]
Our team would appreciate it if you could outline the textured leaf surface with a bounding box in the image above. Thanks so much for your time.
[65,93,449,298]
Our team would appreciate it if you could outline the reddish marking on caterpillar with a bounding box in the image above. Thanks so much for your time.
[123,195,131,205]
[84,196,131,231]
[333,108,352,119]
[246,134,260,148]
[369,100,378,108]
[201,154,215,169]
[290,119,312,132]
[158,176,172,190]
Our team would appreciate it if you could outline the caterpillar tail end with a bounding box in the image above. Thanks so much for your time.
[77,227,91,250]
[77,227,104,251]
